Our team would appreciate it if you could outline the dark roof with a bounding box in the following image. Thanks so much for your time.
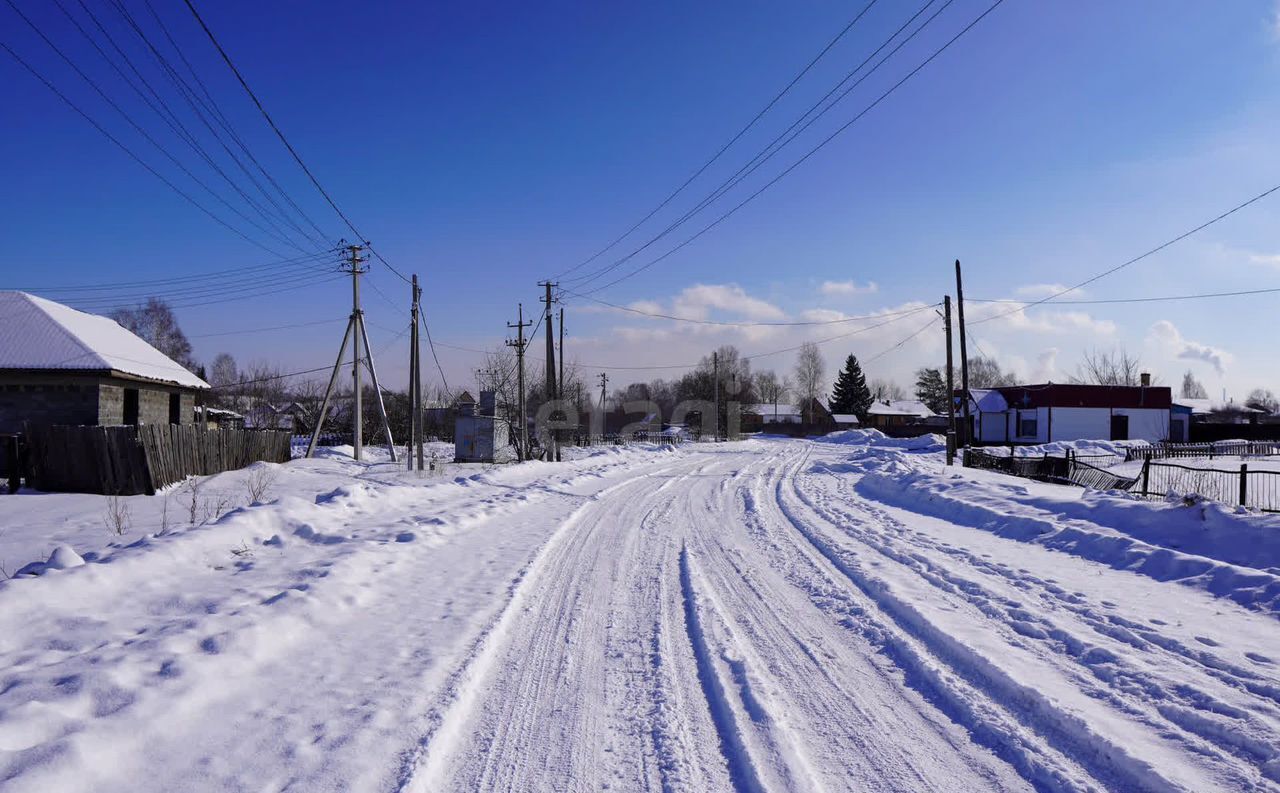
[992,383,1171,410]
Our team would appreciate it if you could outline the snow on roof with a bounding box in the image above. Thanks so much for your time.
[1174,398,1265,415]
[0,291,208,389]
[969,389,1009,413]
[866,399,934,417]
[744,403,801,416]
[830,413,860,424]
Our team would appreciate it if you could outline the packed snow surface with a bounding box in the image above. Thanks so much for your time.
[1,438,1279,792]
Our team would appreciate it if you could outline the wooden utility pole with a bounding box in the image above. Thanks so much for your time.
[306,244,396,462]
[955,260,971,447]
[408,275,423,472]
[557,306,565,462]
[598,372,608,411]
[713,351,720,442]
[539,282,558,462]
[507,304,531,460]
[944,295,956,465]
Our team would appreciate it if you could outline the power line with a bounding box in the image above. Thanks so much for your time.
[5,0,313,254]
[50,265,338,309]
[190,317,346,339]
[574,0,1004,296]
[574,302,937,371]
[562,289,938,326]
[864,316,939,363]
[138,0,331,246]
[102,0,322,251]
[182,0,451,399]
[553,0,880,281]
[5,249,334,292]
[970,181,1280,325]
[565,0,956,293]
[0,37,288,258]
[968,285,1280,307]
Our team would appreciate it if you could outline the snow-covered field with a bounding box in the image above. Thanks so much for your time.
[2,434,1279,791]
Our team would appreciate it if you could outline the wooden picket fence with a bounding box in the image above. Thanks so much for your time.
[21,424,292,495]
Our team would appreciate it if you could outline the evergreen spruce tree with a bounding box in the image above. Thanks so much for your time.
[829,354,873,419]
[914,367,950,414]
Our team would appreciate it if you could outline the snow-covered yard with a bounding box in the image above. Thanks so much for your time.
[1,435,1278,791]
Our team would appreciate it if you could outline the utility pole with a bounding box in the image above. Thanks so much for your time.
[408,275,423,472]
[713,351,720,442]
[306,243,397,462]
[539,282,558,462]
[557,306,565,462]
[506,304,531,461]
[943,295,956,465]
[598,372,608,412]
[955,260,971,448]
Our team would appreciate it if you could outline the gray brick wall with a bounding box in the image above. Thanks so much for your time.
[0,373,202,431]
[98,383,123,425]
[0,382,99,434]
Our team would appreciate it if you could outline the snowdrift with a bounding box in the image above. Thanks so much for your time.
[858,468,1280,614]
[816,428,945,452]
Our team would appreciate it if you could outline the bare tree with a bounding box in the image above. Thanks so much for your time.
[1180,370,1208,400]
[210,353,238,387]
[1246,388,1278,414]
[967,356,1017,388]
[868,378,905,401]
[110,298,195,369]
[755,370,788,412]
[1069,347,1153,387]
[793,342,825,422]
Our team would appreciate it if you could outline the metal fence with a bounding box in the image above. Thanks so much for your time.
[570,432,691,447]
[1124,440,1280,462]
[1133,461,1280,512]
[964,449,1138,493]
[965,447,1280,512]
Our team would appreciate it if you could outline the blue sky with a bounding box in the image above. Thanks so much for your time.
[3,0,1279,398]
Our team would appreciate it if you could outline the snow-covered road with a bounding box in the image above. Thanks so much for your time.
[2,438,1278,792]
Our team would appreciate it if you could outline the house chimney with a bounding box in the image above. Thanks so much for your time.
[1140,372,1151,387]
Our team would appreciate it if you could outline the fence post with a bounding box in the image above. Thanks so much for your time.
[1141,455,1151,497]
[1240,464,1248,506]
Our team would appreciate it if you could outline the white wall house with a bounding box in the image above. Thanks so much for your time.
[744,404,803,424]
[967,384,1172,444]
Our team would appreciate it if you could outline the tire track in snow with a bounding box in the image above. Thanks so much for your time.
[803,479,1280,785]
[395,454,704,793]
[678,544,769,793]
[773,444,1244,792]
[769,446,1153,791]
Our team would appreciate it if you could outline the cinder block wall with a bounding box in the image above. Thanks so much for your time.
[98,383,124,425]
[138,388,170,425]
[0,383,99,434]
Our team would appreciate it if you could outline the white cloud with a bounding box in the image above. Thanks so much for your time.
[1147,320,1233,375]
[820,280,878,296]
[974,303,1116,337]
[1031,347,1059,382]
[1247,251,1280,269]
[626,300,664,315]
[670,284,786,321]
[1012,283,1085,299]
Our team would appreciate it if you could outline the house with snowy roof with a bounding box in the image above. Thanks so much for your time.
[865,399,936,430]
[964,380,1171,444]
[0,291,209,434]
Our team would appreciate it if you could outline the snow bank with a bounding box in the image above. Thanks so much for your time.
[980,438,1144,458]
[816,428,945,453]
[858,468,1280,613]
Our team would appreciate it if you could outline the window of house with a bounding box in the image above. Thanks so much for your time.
[1018,410,1038,438]
[168,392,181,424]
